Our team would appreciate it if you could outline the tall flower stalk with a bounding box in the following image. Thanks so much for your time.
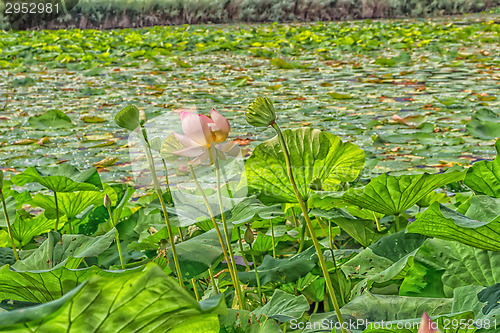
[246,97,346,333]
[139,135,183,287]
[0,171,19,261]
[104,194,125,269]
[172,109,244,309]
[115,105,183,287]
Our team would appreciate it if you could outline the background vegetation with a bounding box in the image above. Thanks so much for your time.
[1,0,499,29]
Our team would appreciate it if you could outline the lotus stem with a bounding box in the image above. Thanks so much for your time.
[191,278,200,301]
[189,164,245,309]
[271,122,346,333]
[161,159,184,242]
[54,191,60,231]
[297,221,306,254]
[329,219,345,305]
[209,267,218,294]
[395,214,400,232]
[0,190,19,261]
[107,206,125,269]
[373,211,381,232]
[215,156,246,309]
[291,209,299,228]
[270,219,276,258]
[236,226,251,271]
[249,243,263,306]
[139,135,183,287]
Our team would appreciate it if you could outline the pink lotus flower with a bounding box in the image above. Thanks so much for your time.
[173,109,240,165]
[418,313,442,333]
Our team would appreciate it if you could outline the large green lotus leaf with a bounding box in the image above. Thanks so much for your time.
[343,171,464,215]
[253,289,309,322]
[11,213,55,246]
[308,292,452,333]
[12,165,102,193]
[245,128,365,204]
[0,264,225,332]
[466,109,500,140]
[30,185,116,220]
[407,199,500,252]
[0,265,142,303]
[238,246,318,286]
[342,232,427,298]
[12,230,116,271]
[464,139,500,198]
[402,239,500,298]
[28,109,74,129]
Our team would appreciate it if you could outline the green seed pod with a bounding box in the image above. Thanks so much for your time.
[246,97,277,127]
[244,225,254,244]
[103,194,112,209]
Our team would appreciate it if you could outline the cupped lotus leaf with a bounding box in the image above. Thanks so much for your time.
[12,230,116,271]
[27,110,74,129]
[253,289,309,322]
[114,105,141,131]
[343,171,464,215]
[464,139,500,198]
[407,198,500,252]
[245,128,365,204]
[12,165,102,193]
[402,239,500,298]
[0,264,225,332]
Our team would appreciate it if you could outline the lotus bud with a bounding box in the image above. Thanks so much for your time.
[246,97,277,127]
[103,194,112,209]
[418,313,441,333]
[0,170,3,189]
[244,225,254,244]
[308,177,322,191]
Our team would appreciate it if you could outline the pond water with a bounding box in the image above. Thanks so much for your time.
[1,14,498,185]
